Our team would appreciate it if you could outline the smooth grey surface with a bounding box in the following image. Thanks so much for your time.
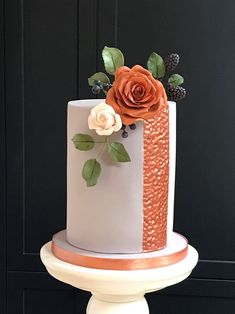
[54,230,187,259]
[67,100,144,253]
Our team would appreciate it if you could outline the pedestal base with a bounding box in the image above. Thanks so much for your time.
[40,242,198,314]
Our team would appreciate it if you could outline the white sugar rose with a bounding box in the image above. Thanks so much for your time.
[88,102,122,136]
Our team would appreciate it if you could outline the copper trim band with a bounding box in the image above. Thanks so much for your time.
[51,241,188,271]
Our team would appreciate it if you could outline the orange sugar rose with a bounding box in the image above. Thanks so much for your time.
[106,65,167,125]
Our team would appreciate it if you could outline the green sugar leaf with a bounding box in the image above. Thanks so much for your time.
[72,134,95,151]
[88,72,110,86]
[82,159,101,187]
[147,52,165,79]
[102,46,124,75]
[108,142,131,162]
[168,74,184,86]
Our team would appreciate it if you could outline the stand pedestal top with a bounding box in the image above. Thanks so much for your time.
[40,242,198,314]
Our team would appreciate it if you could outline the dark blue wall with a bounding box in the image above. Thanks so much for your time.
[1,0,235,313]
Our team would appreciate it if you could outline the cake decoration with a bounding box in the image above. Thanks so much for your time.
[46,44,195,275]
[143,102,169,251]
[88,103,122,136]
[89,47,186,103]
[72,46,185,187]
[105,65,167,125]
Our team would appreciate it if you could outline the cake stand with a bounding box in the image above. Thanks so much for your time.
[40,242,198,314]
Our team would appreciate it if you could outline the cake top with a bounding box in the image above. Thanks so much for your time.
[72,47,186,187]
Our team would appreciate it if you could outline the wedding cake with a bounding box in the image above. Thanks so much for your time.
[52,47,188,270]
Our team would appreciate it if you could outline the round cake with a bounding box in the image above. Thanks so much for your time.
[66,99,175,253]
[51,46,188,270]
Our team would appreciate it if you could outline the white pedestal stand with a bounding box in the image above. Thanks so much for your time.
[40,242,198,314]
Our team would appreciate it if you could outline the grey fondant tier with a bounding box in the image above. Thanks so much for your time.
[66,100,176,253]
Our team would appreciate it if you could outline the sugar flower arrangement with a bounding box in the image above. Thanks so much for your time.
[72,47,186,186]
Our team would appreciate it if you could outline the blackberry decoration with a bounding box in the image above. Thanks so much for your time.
[167,85,186,101]
[103,82,111,91]
[122,131,128,138]
[129,124,136,130]
[94,80,102,86]
[92,80,112,94]
[121,124,126,131]
[165,53,180,71]
[92,85,101,95]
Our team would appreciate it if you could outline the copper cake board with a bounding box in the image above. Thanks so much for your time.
[52,230,188,271]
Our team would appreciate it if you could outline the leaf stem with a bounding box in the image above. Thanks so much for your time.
[94,141,107,143]
[96,137,109,159]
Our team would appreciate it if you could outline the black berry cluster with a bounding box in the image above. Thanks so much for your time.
[164,53,180,71]
[121,124,137,138]
[167,85,186,101]
[163,53,187,101]
[91,80,112,95]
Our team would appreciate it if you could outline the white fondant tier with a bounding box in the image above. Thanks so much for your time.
[67,99,176,253]
[52,230,188,270]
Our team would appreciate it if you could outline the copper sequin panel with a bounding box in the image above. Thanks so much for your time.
[143,102,169,252]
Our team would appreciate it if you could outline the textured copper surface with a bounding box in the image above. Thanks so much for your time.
[143,102,169,252]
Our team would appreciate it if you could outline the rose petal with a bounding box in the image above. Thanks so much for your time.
[96,127,114,136]
[121,114,138,125]
[88,114,100,129]
[117,98,149,116]
[115,66,130,79]
[113,114,122,132]
[91,103,115,116]
[104,114,115,129]
[106,88,123,115]
[132,85,145,101]
[131,65,153,78]
[96,112,106,124]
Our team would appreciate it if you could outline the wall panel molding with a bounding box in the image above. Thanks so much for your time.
[78,0,97,99]
[5,0,79,272]
[7,274,235,314]
[193,259,235,280]
[96,0,119,68]
[0,0,6,312]
[147,278,235,314]
[7,272,90,314]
